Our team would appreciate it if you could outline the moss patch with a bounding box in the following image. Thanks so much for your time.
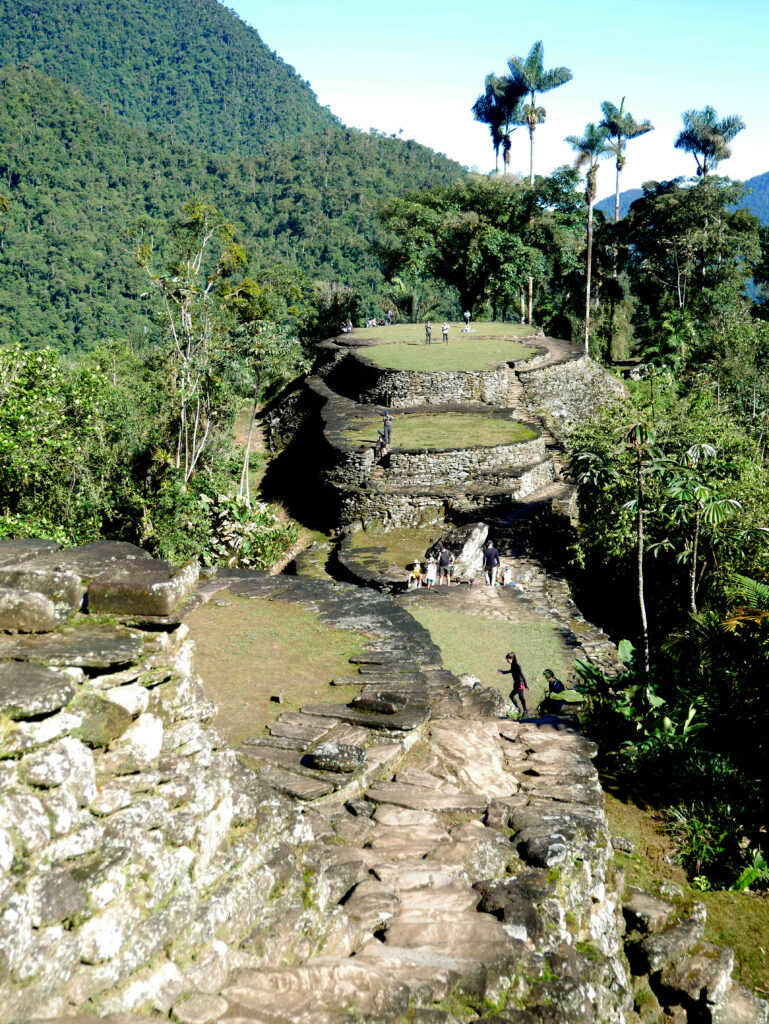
[407,603,576,709]
[342,412,536,450]
[186,594,367,743]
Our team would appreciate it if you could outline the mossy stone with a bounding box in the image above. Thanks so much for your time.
[71,690,132,747]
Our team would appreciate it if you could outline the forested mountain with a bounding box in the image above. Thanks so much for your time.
[0,66,462,349]
[1,0,338,155]
[596,172,769,223]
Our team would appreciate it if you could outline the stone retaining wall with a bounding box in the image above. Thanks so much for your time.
[518,353,625,441]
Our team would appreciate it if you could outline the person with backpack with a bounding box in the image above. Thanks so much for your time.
[482,539,500,586]
[499,651,528,716]
[437,544,454,585]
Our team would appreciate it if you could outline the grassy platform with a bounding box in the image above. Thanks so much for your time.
[360,323,536,371]
[407,603,577,710]
[349,525,445,578]
[342,412,536,449]
[186,595,366,743]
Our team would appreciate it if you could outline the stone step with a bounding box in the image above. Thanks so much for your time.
[300,704,429,732]
[365,781,486,813]
[712,984,769,1024]
[237,745,358,789]
[256,764,334,801]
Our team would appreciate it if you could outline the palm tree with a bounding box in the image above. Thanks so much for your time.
[507,41,573,185]
[600,98,653,223]
[472,74,526,174]
[566,123,612,353]
[674,106,746,177]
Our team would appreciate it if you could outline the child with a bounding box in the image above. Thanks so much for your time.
[499,651,528,716]
[502,565,513,586]
[425,555,437,587]
[407,559,423,589]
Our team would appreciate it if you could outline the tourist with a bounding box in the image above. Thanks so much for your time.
[425,322,432,345]
[375,430,388,459]
[540,668,567,715]
[463,310,471,330]
[441,321,449,343]
[382,411,393,445]
[502,564,513,587]
[425,554,437,588]
[437,544,454,585]
[407,559,423,589]
[385,309,393,325]
[499,651,528,716]
[482,539,500,586]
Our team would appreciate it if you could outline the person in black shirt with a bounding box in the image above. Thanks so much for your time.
[499,651,528,716]
[482,539,500,586]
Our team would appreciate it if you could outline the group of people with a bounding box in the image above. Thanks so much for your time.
[424,321,451,345]
[499,655,567,718]
[375,411,393,458]
[407,544,456,589]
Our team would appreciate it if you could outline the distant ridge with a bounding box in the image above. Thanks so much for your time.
[596,172,769,224]
[0,0,338,155]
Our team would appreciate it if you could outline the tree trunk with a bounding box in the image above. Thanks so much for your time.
[528,125,535,185]
[614,159,621,224]
[636,447,651,681]
[239,381,260,501]
[527,276,533,326]
[690,510,700,614]
[520,291,526,323]
[584,195,594,355]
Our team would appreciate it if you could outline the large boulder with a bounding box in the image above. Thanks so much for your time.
[88,559,198,617]
[426,522,488,580]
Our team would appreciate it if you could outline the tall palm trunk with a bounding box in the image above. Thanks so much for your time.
[583,167,597,354]
[528,124,535,184]
[635,443,651,681]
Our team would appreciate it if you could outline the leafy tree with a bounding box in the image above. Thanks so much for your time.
[599,98,653,223]
[565,123,612,353]
[674,106,746,177]
[133,200,246,482]
[506,41,573,185]
[379,175,541,314]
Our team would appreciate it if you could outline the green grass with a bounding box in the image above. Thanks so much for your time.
[186,595,366,743]
[349,525,446,576]
[342,412,536,449]
[604,792,769,996]
[361,323,536,371]
[407,604,577,709]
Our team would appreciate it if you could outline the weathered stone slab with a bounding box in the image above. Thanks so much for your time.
[0,539,61,567]
[623,889,676,935]
[171,994,229,1024]
[24,541,152,580]
[0,625,145,668]
[429,719,519,798]
[712,984,769,1024]
[357,941,487,999]
[257,764,334,800]
[373,861,469,890]
[635,918,704,974]
[393,768,459,792]
[350,691,407,714]
[88,560,199,616]
[306,742,366,773]
[365,781,486,812]
[660,942,735,1005]
[0,567,83,620]
[372,805,443,828]
[301,703,429,731]
[0,662,77,719]
[71,692,133,748]
[267,712,338,742]
[0,586,58,632]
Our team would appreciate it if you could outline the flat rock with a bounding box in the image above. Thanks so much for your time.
[0,539,60,567]
[257,764,334,800]
[0,662,76,718]
[350,691,407,714]
[306,742,366,773]
[384,912,512,950]
[712,985,769,1024]
[0,625,145,668]
[301,703,429,731]
[71,691,133,748]
[0,586,58,632]
[623,889,676,935]
[0,567,83,620]
[222,958,411,1020]
[171,994,229,1024]
[393,768,460,793]
[23,541,152,580]
[357,941,487,998]
[636,918,704,974]
[429,719,518,798]
[88,559,199,616]
[365,781,486,813]
[372,805,443,828]
[373,862,470,890]
[660,942,734,1004]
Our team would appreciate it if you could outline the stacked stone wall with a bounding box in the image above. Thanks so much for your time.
[518,354,625,441]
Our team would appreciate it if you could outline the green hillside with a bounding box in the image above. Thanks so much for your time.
[0,66,462,349]
[597,171,769,225]
[1,0,338,155]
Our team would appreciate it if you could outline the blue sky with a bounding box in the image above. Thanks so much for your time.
[229,0,769,197]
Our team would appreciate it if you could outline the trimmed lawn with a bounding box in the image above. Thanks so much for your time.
[342,412,536,450]
[407,603,578,710]
[186,595,366,743]
[362,324,536,371]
